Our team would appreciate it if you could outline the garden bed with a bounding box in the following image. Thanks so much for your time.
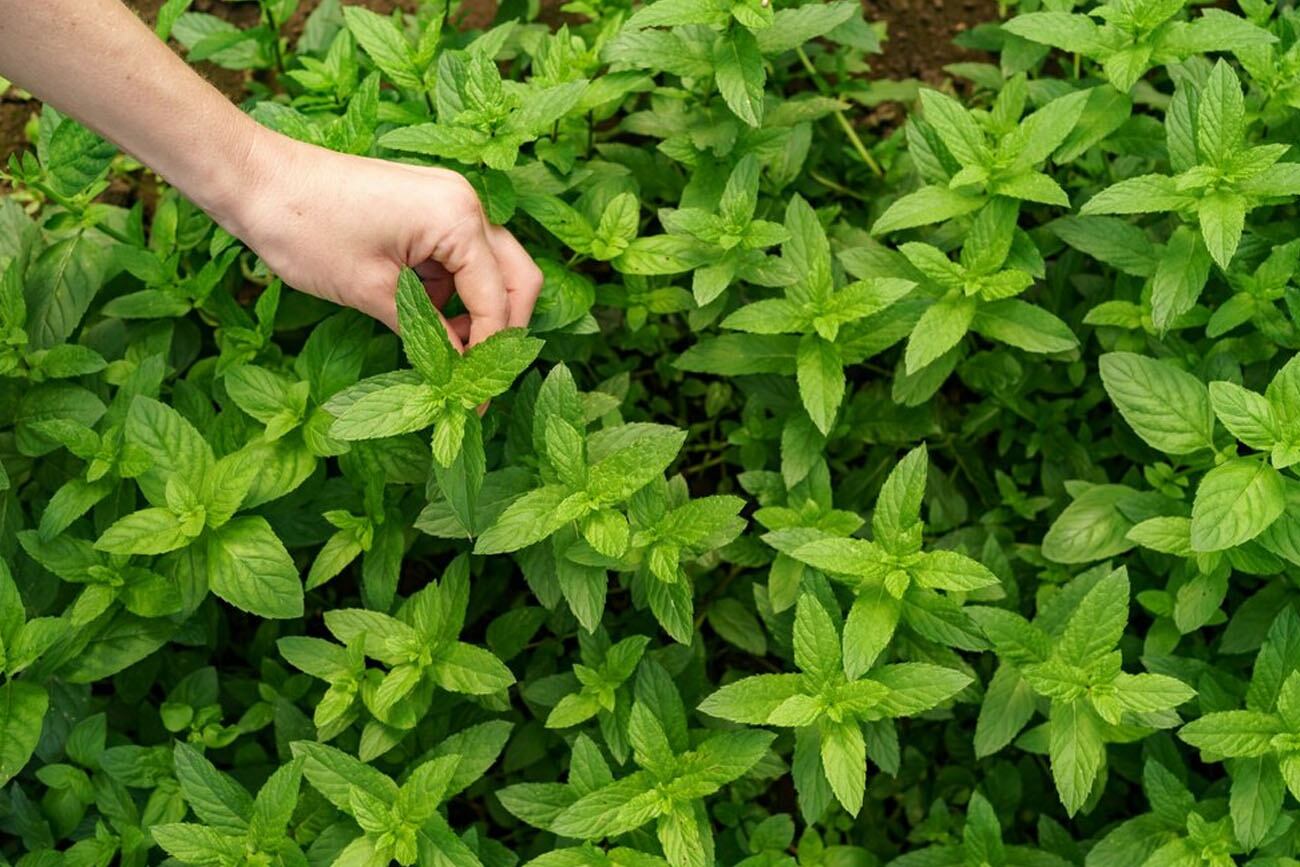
[3,1,1296,866]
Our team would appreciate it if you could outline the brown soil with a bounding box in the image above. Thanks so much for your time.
[865,0,999,85]
[0,99,34,169]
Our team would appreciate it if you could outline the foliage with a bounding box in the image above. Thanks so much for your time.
[8,0,1300,864]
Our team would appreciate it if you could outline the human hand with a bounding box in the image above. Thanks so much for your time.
[214,125,542,347]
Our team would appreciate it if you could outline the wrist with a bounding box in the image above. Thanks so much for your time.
[185,117,280,239]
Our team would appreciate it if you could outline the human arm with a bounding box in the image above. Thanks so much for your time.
[0,0,541,341]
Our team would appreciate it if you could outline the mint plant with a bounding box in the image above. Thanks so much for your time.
[1004,0,1272,93]
[700,593,969,820]
[10,0,1300,863]
[973,567,1194,815]
[151,744,307,867]
[547,662,775,867]
[768,445,1000,675]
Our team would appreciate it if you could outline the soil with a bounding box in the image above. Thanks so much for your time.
[0,100,33,170]
[864,0,999,85]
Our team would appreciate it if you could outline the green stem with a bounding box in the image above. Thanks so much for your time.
[20,176,133,245]
[810,170,870,202]
[795,46,882,177]
[260,2,286,77]
[685,454,727,476]
[694,566,741,628]
[91,221,132,246]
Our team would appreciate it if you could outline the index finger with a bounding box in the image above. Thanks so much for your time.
[487,225,545,329]
[436,215,510,346]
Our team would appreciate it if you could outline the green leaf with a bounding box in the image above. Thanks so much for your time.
[95,507,191,556]
[783,195,833,306]
[714,28,765,127]
[1080,175,1194,216]
[658,804,711,867]
[905,295,975,374]
[795,334,843,437]
[1198,191,1246,270]
[450,328,545,407]
[793,593,842,684]
[1049,700,1105,816]
[1049,216,1155,278]
[24,232,116,350]
[844,586,903,679]
[343,5,421,89]
[292,740,399,810]
[819,721,866,815]
[1098,353,1214,455]
[872,185,985,235]
[249,757,304,846]
[975,666,1037,758]
[970,299,1078,354]
[1197,61,1245,168]
[1179,710,1281,757]
[429,642,516,695]
[872,663,972,716]
[1001,12,1106,55]
[173,742,253,834]
[698,674,802,725]
[1042,485,1141,564]
[1190,458,1285,552]
[330,383,439,441]
[1151,225,1213,331]
[874,445,927,543]
[126,397,215,506]
[587,425,687,505]
[755,1,857,53]
[550,772,658,839]
[0,681,48,787]
[151,824,246,864]
[1058,567,1128,668]
[474,484,575,555]
[508,81,589,137]
[396,267,455,384]
[1210,381,1276,451]
[207,516,304,619]
[1228,755,1285,849]
[910,550,1000,592]
[919,89,986,169]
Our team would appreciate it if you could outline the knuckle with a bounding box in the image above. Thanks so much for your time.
[522,262,545,297]
[442,176,483,220]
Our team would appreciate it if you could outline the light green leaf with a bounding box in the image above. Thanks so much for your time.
[1190,458,1285,552]
[795,334,843,437]
[1049,700,1105,816]
[0,681,48,787]
[1098,352,1214,455]
[207,516,304,619]
[714,28,765,127]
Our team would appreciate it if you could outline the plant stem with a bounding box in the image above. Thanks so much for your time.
[810,170,870,202]
[21,175,133,245]
[795,46,882,177]
[91,220,132,246]
[260,2,286,78]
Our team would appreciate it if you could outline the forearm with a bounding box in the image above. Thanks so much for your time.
[0,0,260,224]
[0,0,537,336]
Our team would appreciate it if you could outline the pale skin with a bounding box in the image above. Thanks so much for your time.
[0,0,543,346]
